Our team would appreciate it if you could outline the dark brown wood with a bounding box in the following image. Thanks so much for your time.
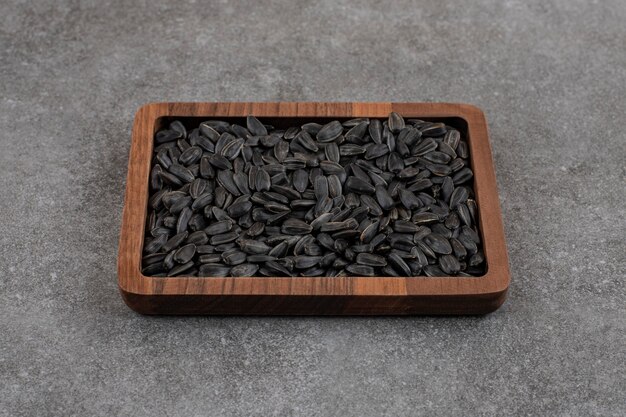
[118,102,510,315]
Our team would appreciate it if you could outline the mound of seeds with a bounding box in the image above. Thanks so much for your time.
[142,113,486,277]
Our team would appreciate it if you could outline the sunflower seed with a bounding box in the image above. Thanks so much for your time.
[242,255,275,263]
[169,261,195,276]
[375,185,394,211]
[412,212,440,225]
[457,141,469,158]
[423,151,451,165]
[227,200,253,218]
[155,129,182,144]
[439,254,461,275]
[238,239,271,255]
[254,169,271,192]
[293,256,322,269]
[421,122,447,137]
[198,263,231,277]
[424,234,452,254]
[388,112,405,133]
[345,264,375,276]
[388,252,411,276]
[246,115,267,136]
[168,164,195,183]
[393,220,419,233]
[320,221,354,232]
[291,169,308,193]
[444,130,460,150]
[231,263,259,276]
[198,253,222,263]
[204,220,233,236]
[450,238,467,260]
[319,160,345,175]
[413,138,437,156]
[325,142,340,163]
[210,232,239,246]
[221,137,244,160]
[199,157,214,179]
[180,146,202,165]
[346,176,375,194]
[423,265,446,277]
[314,196,333,217]
[398,188,422,210]
[209,154,232,170]
[187,231,209,245]
[450,186,469,209]
[469,251,485,266]
[283,157,307,170]
[316,121,343,142]
[360,195,383,216]
[222,249,247,266]
[446,197,466,223]
[175,207,192,234]
[295,130,319,152]
[365,143,389,160]
[174,244,196,264]
[356,253,386,267]
[314,176,329,200]
[452,168,473,184]
[368,119,382,144]
[281,218,313,235]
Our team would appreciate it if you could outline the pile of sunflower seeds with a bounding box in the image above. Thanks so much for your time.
[142,113,486,277]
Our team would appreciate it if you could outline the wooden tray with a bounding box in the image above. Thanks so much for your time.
[118,102,510,315]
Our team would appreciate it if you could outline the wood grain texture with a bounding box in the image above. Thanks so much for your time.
[118,102,510,315]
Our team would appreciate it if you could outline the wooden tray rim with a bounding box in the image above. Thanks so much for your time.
[118,102,510,299]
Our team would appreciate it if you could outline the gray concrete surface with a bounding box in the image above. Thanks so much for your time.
[1,0,625,416]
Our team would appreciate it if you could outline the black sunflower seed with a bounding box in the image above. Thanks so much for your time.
[375,185,394,211]
[198,263,231,277]
[388,252,411,276]
[316,121,343,142]
[369,119,382,144]
[398,188,421,210]
[209,154,232,170]
[412,212,440,225]
[356,253,387,267]
[176,207,192,234]
[452,168,473,184]
[365,143,389,160]
[222,249,247,266]
[294,256,322,269]
[246,115,267,136]
[187,231,209,245]
[168,163,195,183]
[169,261,195,276]
[281,218,313,235]
[450,186,469,209]
[345,264,375,276]
[439,254,461,275]
[424,234,452,254]
[174,244,196,264]
[227,200,253,218]
[346,176,375,194]
[231,263,260,276]
[156,129,183,144]
[179,146,203,165]
[388,112,405,133]
[319,160,345,175]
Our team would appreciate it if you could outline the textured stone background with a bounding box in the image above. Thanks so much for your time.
[1,1,624,416]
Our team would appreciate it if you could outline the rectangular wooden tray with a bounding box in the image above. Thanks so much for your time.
[118,102,510,315]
